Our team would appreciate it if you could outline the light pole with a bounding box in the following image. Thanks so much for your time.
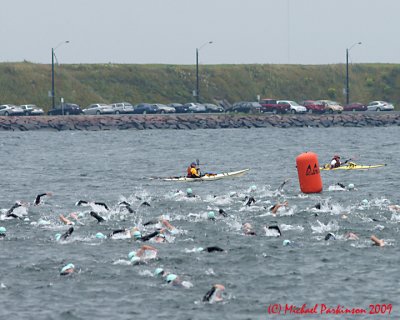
[196,41,213,102]
[346,41,361,105]
[51,41,69,110]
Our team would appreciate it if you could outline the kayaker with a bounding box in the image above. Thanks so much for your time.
[187,162,200,178]
[330,155,341,169]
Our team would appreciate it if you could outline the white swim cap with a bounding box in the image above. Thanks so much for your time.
[348,183,355,190]
[186,188,193,195]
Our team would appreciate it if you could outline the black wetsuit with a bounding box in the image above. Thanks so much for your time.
[245,196,256,207]
[203,246,224,252]
[60,227,74,241]
[203,286,217,302]
[34,193,47,205]
[218,209,228,217]
[90,211,105,223]
[140,230,160,242]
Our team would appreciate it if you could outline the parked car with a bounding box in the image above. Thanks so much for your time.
[0,104,25,116]
[168,103,189,113]
[132,103,158,114]
[152,104,176,114]
[82,103,115,115]
[231,101,262,113]
[315,100,343,113]
[343,102,367,112]
[277,100,307,114]
[367,101,394,111]
[48,103,82,115]
[203,103,224,113]
[111,102,134,114]
[300,100,326,113]
[184,103,207,113]
[19,104,45,116]
[259,99,290,113]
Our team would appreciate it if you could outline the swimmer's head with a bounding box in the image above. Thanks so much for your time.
[186,188,193,195]
[283,239,291,246]
[0,227,6,237]
[128,251,136,260]
[55,233,62,241]
[154,268,164,276]
[95,232,106,239]
[207,211,215,220]
[130,256,141,263]
[60,263,75,275]
[348,183,355,190]
[325,232,336,241]
[166,274,178,283]
[132,231,142,239]
[250,185,257,192]
[196,247,204,252]
[361,199,369,205]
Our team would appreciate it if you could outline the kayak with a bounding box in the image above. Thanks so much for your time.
[320,163,386,171]
[161,168,250,182]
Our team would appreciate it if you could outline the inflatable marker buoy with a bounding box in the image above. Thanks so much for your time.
[296,152,323,193]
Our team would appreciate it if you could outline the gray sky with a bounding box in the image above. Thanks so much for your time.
[1,0,399,65]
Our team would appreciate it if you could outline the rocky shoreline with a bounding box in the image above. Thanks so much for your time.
[0,113,399,131]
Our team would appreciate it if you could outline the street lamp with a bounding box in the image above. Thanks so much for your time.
[346,41,361,105]
[196,41,213,102]
[51,40,70,110]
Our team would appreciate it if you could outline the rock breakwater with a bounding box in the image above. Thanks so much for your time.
[0,113,399,131]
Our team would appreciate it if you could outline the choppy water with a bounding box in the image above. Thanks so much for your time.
[1,127,399,320]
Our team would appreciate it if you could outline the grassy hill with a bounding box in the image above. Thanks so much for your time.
[0,61,399,111]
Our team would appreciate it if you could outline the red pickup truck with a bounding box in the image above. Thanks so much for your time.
[259,99,290,114]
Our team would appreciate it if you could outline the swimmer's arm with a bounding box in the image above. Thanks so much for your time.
[161,219,174,230]
[109,229,126,236]
[140,231,159,242]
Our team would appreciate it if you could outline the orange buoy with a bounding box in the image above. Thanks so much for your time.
[296,152,323,193]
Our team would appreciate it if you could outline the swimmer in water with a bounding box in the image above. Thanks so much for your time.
[129,245,158,263]
[60,263,75,276]
[90,211,105,223]
[59,214,74,225]
[371,235,384,247]
[161,219,178,234]
[242,223,256,235]
[244,196,256,207]
[345,232,359,240]
[75,200,110,211]
[277,178,290,191]
[203,284,225,303]
[0,227,6,238]
[56,227,74,241]
[33,192,52,206]
[59,213,81,225]
[269,201,288,215]
[154,268,193,288]
[118,201,135,213]
[5,201,25,219]
[218,208,228,217]
[325,232,336,240]
[264,225,282,237]
[197,246,225,253]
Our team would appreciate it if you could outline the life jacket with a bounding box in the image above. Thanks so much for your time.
[187,166,194,177]
[331,157,341,168]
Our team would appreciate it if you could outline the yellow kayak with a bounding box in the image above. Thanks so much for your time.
[320,162,386,171]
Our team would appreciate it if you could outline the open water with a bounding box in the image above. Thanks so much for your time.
[1,127,399,320]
